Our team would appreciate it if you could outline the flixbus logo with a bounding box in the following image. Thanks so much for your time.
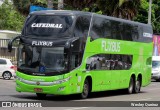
[102,40,121,52]
[32,41,53,46]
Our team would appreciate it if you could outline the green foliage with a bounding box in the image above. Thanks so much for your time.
[2,0,160,33]
[134,0,160,33]
[36,0,47,4]
[12,0,48,16]
[96,0,140,20]
[64,0,95,10]
[134,0,148,23]
[0,0,25,32]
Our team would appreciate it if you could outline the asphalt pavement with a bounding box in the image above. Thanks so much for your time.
[1,77,160,110]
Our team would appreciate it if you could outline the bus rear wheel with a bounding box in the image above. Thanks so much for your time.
[81,79,89,99]
[36,93,46,99]
[134,77,141,93]
[128,77,134,94]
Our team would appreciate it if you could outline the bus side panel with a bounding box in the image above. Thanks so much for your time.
[83,37,152,91]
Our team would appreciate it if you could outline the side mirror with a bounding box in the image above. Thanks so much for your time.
[90,37,93,42]
[8,36,20,52]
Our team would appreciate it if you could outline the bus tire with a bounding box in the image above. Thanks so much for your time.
[81,79,89,99]
[128,77,134,94]
[134,77,141,93]
[36,93,46,99]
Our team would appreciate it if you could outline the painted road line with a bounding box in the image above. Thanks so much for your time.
[132,98,152,101]
[65,107,91,110]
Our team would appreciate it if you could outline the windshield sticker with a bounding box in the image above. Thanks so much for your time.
[32,41,53,46]
[39,66,46,73]
[31,23,63,28]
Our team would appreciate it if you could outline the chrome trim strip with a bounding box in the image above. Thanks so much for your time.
[19,78,55,86]
[17,76,71,86]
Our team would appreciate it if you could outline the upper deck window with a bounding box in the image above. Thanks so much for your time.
[24,15,74,38]
[89,15,152,43]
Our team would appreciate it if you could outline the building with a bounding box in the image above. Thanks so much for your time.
[0,30,20,61]
[0,30,20,39]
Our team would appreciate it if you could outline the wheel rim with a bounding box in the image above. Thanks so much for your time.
[3,72,11,79]
[129,79,133,93]
[136,80,141,92]
[82,83,89,97]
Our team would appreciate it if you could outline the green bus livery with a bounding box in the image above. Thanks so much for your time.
[8,10,153,98]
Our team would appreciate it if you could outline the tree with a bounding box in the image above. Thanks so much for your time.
[134,0,149,23]
[0,0,25,31]
[134,0,160,33]
[64,0,141,20]
[12,0,96,15]
[97,0,140,20]
[12,0,47,16]
[152,0,160,33]
[12,0,140,20]
[64,0,95,10]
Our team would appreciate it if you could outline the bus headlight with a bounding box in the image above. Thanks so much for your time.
[52,76,71,84]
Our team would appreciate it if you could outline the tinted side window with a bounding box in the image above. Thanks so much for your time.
[131,26,139,41]
[123,23,133,41]
[86,54,133,70]
[90,15,152,43]
[73,16,91,38]
[90,16,111,39]
[71,15,91,70]
[111,21,123,40]
[90,17,135,41]
[138,26,153,43]
[0,59,7,64]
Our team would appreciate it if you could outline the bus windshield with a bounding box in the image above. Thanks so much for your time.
[18,44,68,74]
[24,15,74,38]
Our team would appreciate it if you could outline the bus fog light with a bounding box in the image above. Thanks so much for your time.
[58,86,65,91]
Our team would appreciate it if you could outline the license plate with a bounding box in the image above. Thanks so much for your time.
[34,88,43,92]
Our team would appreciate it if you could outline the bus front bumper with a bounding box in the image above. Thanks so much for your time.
[15,76,72,95]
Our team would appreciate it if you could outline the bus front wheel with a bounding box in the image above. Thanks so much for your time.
[81,79,89,99]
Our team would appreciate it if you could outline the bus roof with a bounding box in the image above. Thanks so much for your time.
[93,13,151,27]
[30,10,92,16]
[29,10,151,27]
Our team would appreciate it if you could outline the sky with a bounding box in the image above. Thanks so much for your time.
[0,0,12,6]
[0,0,4,6]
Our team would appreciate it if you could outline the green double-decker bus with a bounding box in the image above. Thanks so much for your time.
[8,10,153,98]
